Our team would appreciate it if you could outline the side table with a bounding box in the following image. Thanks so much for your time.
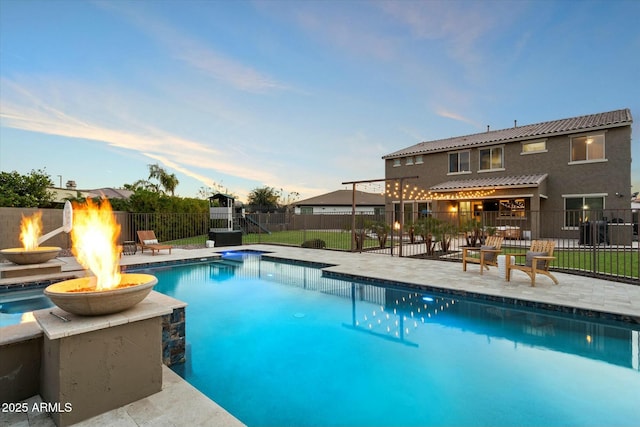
[123,240,137,255]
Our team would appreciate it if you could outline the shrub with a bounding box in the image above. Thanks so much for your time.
[301,239,326,249]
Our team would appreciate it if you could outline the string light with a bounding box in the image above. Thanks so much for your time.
[385,182,496,201]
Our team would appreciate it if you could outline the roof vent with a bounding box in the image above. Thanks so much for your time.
[486,125,490,132]
[65,180,76,190]
[514,120,517,128]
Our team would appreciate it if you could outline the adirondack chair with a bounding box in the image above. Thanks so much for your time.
[462,235,504,275]
[506,240,558,286]
[137,230,173,255]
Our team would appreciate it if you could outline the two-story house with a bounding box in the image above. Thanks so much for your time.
[382,108,633,240]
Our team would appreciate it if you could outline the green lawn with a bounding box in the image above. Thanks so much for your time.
[168,230,383,251]
[503,248,639,278]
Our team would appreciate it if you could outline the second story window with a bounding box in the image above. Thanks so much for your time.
[522,140,547,154]
[448,151,470,174]
[393,159,401,167]
[479,146,503,171]
[571,134,605,162]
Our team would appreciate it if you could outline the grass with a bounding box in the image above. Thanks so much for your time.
[168,230,383,251]
[502,248,639,279]
[168,231,639,279]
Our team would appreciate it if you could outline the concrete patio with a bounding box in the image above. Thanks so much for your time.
[2,244,639,426]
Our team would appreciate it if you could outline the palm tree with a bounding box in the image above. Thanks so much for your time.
[148,164,179,196]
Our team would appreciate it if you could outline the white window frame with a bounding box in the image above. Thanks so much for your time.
[393,158,401,167]
[562,193,606,229]
[569,133,606,164]
[415,155,424,164]
[406,157,414,165]
[478,146,504,172]
[448,150,471,175]
[521,139,547,154]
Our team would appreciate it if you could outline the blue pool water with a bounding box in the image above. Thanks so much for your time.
[140,253,640,427]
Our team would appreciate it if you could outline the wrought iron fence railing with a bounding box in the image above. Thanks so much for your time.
[1,208,637,283]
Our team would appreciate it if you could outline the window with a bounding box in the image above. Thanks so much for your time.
[406,157,414,165]
[522,140,546,154]
[479,146,503,170]
[499,199,526,218]
[564,195,605,227]
[417,201,432,218]
[415,155,423,164]
[393,159,401,167]
[300,207,313,215]
[448,151,470,173]
[571,134,605,162]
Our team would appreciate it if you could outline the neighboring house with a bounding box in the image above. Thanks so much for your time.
[90,187,134,200]
[295,190,385,215]
[48,185,133,204]
[382,108,633,240]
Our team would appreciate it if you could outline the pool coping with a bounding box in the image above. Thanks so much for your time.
[2,244,640,427]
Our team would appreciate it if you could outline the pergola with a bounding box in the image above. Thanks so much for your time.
[342,175,419,256]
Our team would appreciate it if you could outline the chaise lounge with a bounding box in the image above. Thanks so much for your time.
[137,230,173,255]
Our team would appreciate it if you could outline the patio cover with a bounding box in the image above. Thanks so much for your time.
[430,173,548,193]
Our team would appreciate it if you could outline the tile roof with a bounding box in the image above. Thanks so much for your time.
[430,174,548,192]
[383,108,632,159]
[296,190,385,206]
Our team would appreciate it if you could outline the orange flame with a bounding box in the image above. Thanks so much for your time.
[20,212,43,250]
[71,198,121,290]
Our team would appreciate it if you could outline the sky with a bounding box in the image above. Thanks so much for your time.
[1,0,639,203]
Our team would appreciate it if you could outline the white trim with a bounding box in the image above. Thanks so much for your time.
[447,150,471,174]
[562,193,608,198]
[568,159,608,165]
[477,168,506,173]
[521,150,548,155]
[446,171,472,176]
[521,139,547,155]
[570,132,606,162]
[478,145,504,171]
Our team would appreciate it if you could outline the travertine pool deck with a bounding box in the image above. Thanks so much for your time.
[2,244,639,426]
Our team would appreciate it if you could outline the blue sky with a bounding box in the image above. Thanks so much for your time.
[1,0,639,202]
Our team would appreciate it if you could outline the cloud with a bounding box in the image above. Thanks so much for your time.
[95,1,290,93]
[435,108,481,128]
[0,77,277,188]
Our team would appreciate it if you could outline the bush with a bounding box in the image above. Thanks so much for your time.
[301,239,326,249]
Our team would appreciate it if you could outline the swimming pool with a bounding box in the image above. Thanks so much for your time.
[140,252,639,427]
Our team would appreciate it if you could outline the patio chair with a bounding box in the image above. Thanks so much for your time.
[136,230,173,255]
[462,235,504,275]
[505,240,558,286]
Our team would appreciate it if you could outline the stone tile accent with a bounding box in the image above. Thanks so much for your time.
[163,307,186,366]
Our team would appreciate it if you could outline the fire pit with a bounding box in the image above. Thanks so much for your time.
[0,246,61,265]
[1,202,71,265]
[45,198,158,316]
[45,273,158,316]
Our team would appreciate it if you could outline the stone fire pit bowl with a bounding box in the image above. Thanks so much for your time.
[44,273,158,316]
[0,246,62,265]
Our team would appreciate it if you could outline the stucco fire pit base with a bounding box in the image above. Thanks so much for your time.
[44,274,158,316]
[0,246,61,265]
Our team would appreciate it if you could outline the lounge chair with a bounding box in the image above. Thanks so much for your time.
[462,235,504,275]
[136,230,172,255]
[506,240,558,286]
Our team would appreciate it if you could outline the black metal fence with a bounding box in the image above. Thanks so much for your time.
[241,209,639,284]
[2,207,636,283]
